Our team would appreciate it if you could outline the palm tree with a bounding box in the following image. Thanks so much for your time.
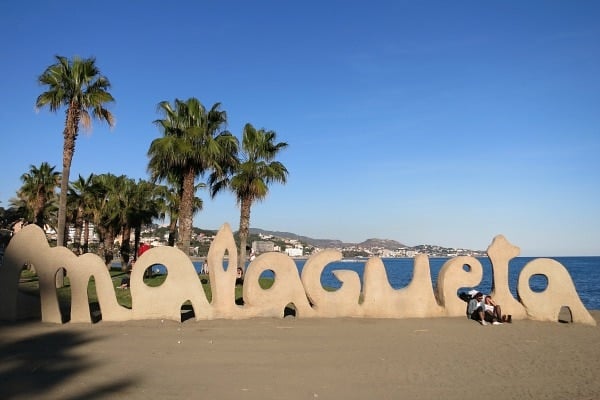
[155,182,180,247]
[124,179,162,266]
[148,98,238,255]
[155,179,204,247]
[36,55,115,247]
[210,123,288,270]
[68,173,95,253]
[88,173,124,266]
[117,178,136,266]
[19,162,61,228]
[0,203,25,234]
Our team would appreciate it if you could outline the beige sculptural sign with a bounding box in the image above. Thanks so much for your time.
[0,224,595,325]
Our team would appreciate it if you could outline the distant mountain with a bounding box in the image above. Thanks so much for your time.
[248,228,407,250]
[358,238,407,249]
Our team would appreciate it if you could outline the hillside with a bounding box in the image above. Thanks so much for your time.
[249,228,407,250]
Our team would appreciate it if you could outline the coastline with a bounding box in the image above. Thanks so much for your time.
[1,312,599,399]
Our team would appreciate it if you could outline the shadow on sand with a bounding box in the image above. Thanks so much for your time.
[0,321,137,400]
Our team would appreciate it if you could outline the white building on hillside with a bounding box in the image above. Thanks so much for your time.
[252,240,275,254]
[285,247,303,257]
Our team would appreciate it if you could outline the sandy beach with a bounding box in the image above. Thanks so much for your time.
[1,312,599,400]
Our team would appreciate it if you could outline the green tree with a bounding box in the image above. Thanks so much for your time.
[210,123,288,269]
[155,179,204,247]
[148,98,238,255]
[117,178,136,267]
[125,179,162,266]
[18,162,61,228]
[36,55,115,247]
[88,173,123,266]
[155,182,180,247]
[0,204,25,233]
[68,173,95,253]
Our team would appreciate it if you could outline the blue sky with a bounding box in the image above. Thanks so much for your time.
[1,1,599,256]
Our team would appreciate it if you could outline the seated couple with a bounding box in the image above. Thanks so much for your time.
[466,290,512,326]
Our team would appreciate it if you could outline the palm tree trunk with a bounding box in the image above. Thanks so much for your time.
[177,168,195,255]
[73,205,84,253]
[57,153,71,247]
[168,217,177,247]
[121,224,132,269]
[82,219,90,253]
[56,119,74,288]
[58,106,79,247]
[34,189,46,228]
[103,232,114,267]
[96,224,106,248]
[63,226,69,247]
[238,197,252,271]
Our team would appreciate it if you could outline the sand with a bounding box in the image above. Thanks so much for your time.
[1,312,599,400]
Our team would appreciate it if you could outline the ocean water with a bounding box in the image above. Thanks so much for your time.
[191,256,600,310]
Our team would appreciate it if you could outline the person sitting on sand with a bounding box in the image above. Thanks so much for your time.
[118,271,131,289]
[467,292,502,325]
[235,267,244,286]
[485,295,512,323]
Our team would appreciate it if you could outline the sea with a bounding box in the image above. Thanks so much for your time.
[184,256,600,310]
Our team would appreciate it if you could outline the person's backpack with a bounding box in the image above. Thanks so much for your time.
[458,291,472,303]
